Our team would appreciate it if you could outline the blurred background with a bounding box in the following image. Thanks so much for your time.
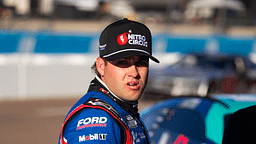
[0,0,256,144]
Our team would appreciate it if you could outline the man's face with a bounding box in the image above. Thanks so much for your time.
[98,55,149,101]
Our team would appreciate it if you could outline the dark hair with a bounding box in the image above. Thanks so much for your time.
[91,59,108,78]
[91,62,101,77]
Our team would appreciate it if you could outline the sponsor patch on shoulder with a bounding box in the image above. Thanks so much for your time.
[125,115,138,128]
[77,117,107,130]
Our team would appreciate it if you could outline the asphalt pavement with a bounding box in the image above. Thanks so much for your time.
[0,97,155,144]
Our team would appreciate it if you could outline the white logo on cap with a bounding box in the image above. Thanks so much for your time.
[117,30,148,47]
[99,44,107,50]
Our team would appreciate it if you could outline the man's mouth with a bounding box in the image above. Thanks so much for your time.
[127,82,140,90]
[127,83,138,86]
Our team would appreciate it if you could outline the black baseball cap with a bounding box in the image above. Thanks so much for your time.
[99,18,159,63]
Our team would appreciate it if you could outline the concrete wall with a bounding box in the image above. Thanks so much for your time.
[1,30,256,100]
[0,54,97,100]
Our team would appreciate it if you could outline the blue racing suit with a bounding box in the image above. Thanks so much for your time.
[59,76,150,144]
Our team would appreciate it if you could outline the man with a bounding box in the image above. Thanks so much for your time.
[222,105,256,143]
[59,18,159,144]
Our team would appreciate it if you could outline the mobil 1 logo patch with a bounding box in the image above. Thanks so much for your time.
[79,133,107,142]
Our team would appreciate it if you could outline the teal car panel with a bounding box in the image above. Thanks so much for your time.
[140,95,256,144]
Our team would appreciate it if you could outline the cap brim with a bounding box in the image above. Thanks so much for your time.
[103,51,160,63]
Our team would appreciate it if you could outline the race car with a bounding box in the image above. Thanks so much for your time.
[140,94,256,144]
[144,53,256,98]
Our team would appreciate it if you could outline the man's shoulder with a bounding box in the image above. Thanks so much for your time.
[234,105,256,115]
[70,91,106,111]
[66,108,120,130]
[65,94,123,131]
[63,92,126,134]
[230,105,256,121]
[222,105,256,143]
[64,108,121,143]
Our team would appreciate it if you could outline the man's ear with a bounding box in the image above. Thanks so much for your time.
[96,57,105,77]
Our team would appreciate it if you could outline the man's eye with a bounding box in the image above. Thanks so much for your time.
[117,61,129,66]
[137,61,148,67]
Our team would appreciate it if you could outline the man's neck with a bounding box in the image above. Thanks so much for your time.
[95,75,123,102]
[95,76,138,105]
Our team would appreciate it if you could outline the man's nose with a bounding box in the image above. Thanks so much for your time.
[128,65,140,78]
